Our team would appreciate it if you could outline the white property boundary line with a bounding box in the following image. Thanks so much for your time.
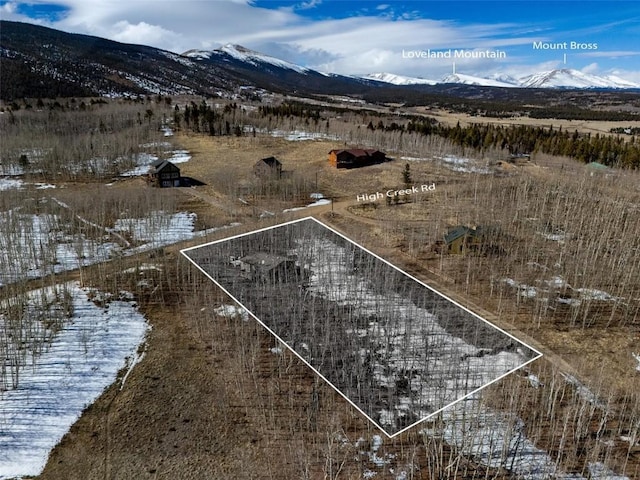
[181,216,543,438]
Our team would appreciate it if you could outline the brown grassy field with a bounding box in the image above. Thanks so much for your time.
[409,107,640,137]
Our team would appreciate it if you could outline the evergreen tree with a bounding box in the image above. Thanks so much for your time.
[402,163,412,187]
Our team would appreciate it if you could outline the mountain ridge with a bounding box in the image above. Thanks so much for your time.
[361,69,639,89]
[1,20,639,102]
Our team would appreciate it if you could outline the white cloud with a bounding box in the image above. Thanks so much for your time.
[295,0,322,10]
[605,68,640,83]
[581,62,599,74]
[3,0,639,81]
[578,50,640,58]
[110,21,182,48]
[1,1,17,14]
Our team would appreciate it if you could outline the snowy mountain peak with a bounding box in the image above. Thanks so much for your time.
[363,72,437,85]
[519,68,640,89]
[215,43,311,74]
[181,49,212,60]
[218,43,260,56]
[183,43,311,74]
[441,73,516,88]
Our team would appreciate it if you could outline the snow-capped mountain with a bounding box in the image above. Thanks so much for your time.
[3,21,639,101]
[362,72,437,85]
[440,73,516,88]
[364,68,639,90]
[602,74,640,89]
[486,73,521,86]
[184,44,313,75]
[519,69,640,89]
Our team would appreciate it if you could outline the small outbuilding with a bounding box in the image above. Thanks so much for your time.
[585,162,610,176]
[254,156,282,178]
[328,149,386,169]
[444,226,475,254]
[149,160,180,187]
[444,225,503,255]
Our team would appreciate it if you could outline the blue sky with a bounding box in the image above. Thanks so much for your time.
[2,0,639,81]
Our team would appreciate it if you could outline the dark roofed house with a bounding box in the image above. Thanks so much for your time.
[236,252,298,282]
[444,226,474,254]
[254,156,282,178]
[149,159,180,187]
[328,149,386,168]
[444,225,504,255]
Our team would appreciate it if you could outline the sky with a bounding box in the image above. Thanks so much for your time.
[1,0,640,82]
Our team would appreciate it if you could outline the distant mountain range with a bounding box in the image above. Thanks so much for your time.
[1,20,638,102]
[363,69,640,89]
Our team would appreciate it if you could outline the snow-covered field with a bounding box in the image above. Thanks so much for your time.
[421,394,628,480]
[0,178,56,191]
[502,276,621,306]
[402,154,492,174]
[0,208,202,286]
[0,283,149,479]
[115,211,197,246]
[243,126,341,141]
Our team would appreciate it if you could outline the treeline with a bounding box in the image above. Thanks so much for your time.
[384,120,640,168]
[237,99,640,168]
[258,102,321,120]
[611,126,640,135]
[175,100,247,136]
[361,86,640,121]
[1,99,172,180]
[527,106,639,121]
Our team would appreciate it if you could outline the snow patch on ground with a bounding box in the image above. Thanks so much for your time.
[0,178,23,191]
[0,179,55,191]
[0,283,149,479]
[114,211,196,247]
[119,152,159,176]
[588,462,630,480]
[540,232,566,242]
[503,278,538,298]
[244,126,342,142]
[120,147,191,177]
[0,211,121,286]
[421,395,593,480]
[576,288,619,302]
[402,155,492,174]
[214,304,249,321]
[0,208,217,287]
[561,373,606,409]
[168,149,191,164]
[632,353,640,372]
[527,374,544,388]
[283,193,331,213]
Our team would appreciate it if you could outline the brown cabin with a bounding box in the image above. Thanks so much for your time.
[234,252,298,282]
[254,156,282,178]
[149,160,180,187]
[328,149,386,169]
